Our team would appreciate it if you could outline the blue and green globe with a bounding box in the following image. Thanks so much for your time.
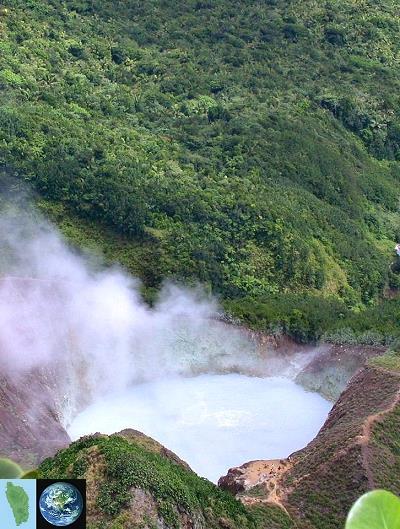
[39,482,83,526]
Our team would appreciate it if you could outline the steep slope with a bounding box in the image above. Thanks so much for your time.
[0,0,399,305]
[219,360,400,529]
[295,343,386,400]
[37,429,293,529]
[0,368,70,468]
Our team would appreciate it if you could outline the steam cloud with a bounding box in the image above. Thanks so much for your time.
[0,202,272,416]
[0,198,331,480]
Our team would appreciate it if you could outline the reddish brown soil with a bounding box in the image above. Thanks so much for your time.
[0,368,70,468]
[219,365,400,529]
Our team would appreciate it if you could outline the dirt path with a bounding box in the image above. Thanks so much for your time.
[358,368,400,488]
[235,366,400,513]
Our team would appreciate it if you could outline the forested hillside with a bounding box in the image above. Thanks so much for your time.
[1,0,400,338]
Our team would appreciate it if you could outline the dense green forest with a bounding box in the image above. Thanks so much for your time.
[1,0,400,340]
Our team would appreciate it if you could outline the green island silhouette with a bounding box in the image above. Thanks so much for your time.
[6,482,29,526]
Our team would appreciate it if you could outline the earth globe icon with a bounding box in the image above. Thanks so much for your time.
[39,482,84,526]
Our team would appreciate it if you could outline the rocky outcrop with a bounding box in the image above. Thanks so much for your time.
[295,343,386,400]
[230,326,387,400]
[219,363,400,529]
[37,429,287,529]
[218,459,293,516]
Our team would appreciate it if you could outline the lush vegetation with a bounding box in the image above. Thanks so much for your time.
[37,433,293,529]
[369,350,400,372]
[34,430,400,529]
[225,294,400,344]
[1,0,400,334]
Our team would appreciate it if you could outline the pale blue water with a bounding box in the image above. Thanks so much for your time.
[68,374,332,482]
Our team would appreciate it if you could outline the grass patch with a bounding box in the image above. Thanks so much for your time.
[38,434,289,529]
[368,353,400,373]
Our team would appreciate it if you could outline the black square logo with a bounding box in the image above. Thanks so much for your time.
[36,480,86,529]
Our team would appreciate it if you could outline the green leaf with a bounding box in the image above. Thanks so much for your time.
[0,458,23,478]
[345,490,400,529]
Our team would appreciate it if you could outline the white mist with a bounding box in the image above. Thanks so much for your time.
[0,203,332,481]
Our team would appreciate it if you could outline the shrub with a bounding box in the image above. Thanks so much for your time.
[321,327,358,345]
[282,23,307,42]
[325,27,346,46]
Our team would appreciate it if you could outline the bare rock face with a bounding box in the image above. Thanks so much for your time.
[219,364,400,529]
[236,329,388,401]
[218,466,248,495]
[0,277,73,468]
[295,343,387,400]
[0,368,70,468]
[218,459,292,507]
